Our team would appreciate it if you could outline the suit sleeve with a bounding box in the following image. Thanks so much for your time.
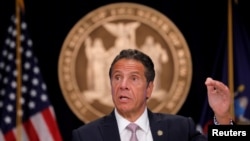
[187,117,207,141]
[72,129,81,141]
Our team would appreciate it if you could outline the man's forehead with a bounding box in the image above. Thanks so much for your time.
[111,59,145,73]
[113,59,144,68]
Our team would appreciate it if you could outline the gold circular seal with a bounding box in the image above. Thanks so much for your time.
[58,2,192,123]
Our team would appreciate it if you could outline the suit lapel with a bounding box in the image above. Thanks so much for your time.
[100,110,121,141]
[148,110,168,141]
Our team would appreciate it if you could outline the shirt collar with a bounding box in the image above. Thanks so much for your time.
[115,108,149,133]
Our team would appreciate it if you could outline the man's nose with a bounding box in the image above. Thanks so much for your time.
[119,78,128,89]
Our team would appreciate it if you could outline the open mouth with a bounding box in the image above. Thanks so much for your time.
[119,95,129,100]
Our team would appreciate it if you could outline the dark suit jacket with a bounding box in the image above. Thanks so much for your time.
[72,109,207,141]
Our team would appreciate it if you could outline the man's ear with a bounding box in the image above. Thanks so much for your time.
[146,81,154,99]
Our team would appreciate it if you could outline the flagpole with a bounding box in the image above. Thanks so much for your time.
[15,0,24,141]
[227,0,235,120]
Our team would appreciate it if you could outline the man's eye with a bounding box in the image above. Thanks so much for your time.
[131,76,138,81]
[115,76,121,80]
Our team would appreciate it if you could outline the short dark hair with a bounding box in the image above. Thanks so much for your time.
[109,49,155,83]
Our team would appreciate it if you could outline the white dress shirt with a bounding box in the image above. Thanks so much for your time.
[115,108,153,141]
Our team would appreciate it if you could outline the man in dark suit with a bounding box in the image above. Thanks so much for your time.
[72,49,233,141]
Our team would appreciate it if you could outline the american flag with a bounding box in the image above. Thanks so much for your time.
[0,13,63,141]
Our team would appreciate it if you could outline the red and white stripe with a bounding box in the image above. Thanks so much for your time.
[0,106,62,141]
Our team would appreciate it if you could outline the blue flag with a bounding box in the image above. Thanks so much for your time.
[197,1,250,134]
[229,2,250,124]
